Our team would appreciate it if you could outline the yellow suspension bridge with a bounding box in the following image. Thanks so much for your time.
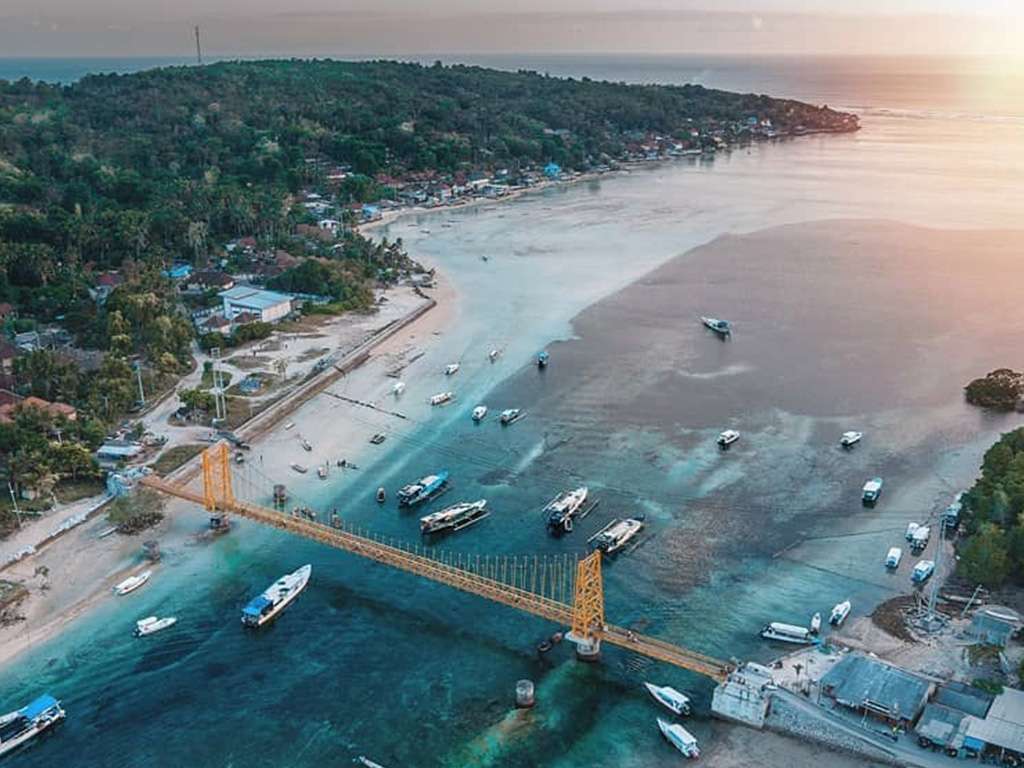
[142,442,732,680]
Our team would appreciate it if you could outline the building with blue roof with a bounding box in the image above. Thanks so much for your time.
[162,264,193,280]
[543,163,562,179]
[219,286,293,324]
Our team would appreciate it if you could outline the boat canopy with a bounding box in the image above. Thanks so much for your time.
[243,595,272,616]
[20,695,58,720]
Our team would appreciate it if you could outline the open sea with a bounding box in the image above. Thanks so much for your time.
[1,55,1024,767]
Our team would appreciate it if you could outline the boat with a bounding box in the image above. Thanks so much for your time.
[133,616,177,637]
[355,757,387,768]
[810,612,822,634]
[241,564,312,628]
[701,316,731,335]
[643,682,691,716]
[862,477,883,504]
[717,429,740,447]
[656,717,700,759]
[376,487,386,504]
[886,547,902,569]
[472,405,488,422]
[300,438,312,452]
[489,349,500,362]
[392,381,405,396]
[284,422,295,430]
[0,695,66,758]
[499,408,524,425]
[760,622,813,644]
[840,431,862,447]
[430,392,454,406]
[113,570,151,596]
[545,487,589,533]
[537,351,549,368]
[317,465,328,479]
[911,560,935,583]
[590,516,644,555]
[444,363,460,376]
[829,599,851,626]
[419,500,488,534]
[370,432,387,444]
[396,471,450,507]
[291,463,308,474]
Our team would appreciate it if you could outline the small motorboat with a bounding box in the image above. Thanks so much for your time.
[356,757,387,768]
[134,616,177,637]
[430,392,454,406]
[291,463,308,474]
[830,599,851,626]
[644,682,691,716]
[500,408,524,425]
[481,255,489,262]
[376,487,386,504]
[234,451,245,464]
[472,405,488,422]
[300,438,312,452]
[489,349,500,362]
[590,516,644,555]
[537,351,549,368]
[444,363,460,376]
[370,432,387,444]
[657,718,700,759]
[701,316,731,335]
[392,381,406,396]
[317,465,328,479]
[840,431,862,447]
[284,422,295,430]
[537,638,553,653]
[114,570,152,596]
[810,612,822,634]
[717,429,740,447]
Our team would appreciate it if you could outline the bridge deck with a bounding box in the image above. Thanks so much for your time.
[141,475,732,680]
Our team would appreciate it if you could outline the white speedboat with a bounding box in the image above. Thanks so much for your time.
[644,683,691,716]
[317,465,328,479]
[241,564,312,628]
[472,405,488,422]
[657,717,700,759]
[701,316,731,335]
[420,500,488,534]
[546,487,589,533]
[829,599,851,626]
[113,570,152,596]
[0,695,66,758]
[590,517,644,555]
[392,381,405,396]
[430,392,454,406]
[356,757,387,768]
[444,363,460,376]
[134,616,177,637]
[810,612,822,634]
[911,560,935,583]
[840,431,862,447]
[499,408,524,425]
[717,429,740,447]
[488,349,500,362]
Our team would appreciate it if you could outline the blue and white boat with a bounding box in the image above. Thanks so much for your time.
[537,351,549,368]
[644,683,691,716]
[0,695,65,757]
[657,717,700,759]
[397,471,450,507]
[241,564,311,628]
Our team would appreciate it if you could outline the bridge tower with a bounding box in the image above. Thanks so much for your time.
[201,442,234,529]
[568,550,604,661]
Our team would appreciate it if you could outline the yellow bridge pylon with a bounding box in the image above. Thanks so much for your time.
[141,443,732,679]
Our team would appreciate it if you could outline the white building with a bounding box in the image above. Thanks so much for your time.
[219,286,293,323]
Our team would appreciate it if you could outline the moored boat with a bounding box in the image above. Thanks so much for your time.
[113,570,152,596]
[717,429,740,447]
[537,351,549,368]
[472,405,488,422]
[489,349,500,362]
[444,363,460,376]
[356,757,387,768]
[134,616,177,637]
[241,564,312,628]
[392,381,406,396]
[656,717,700,759]
[317,465,328,479]
[291,463,308,474]
[810,612,822,634]
[397,471,450,507]
[840,431,862,447]
[420,500,488,534]
[370,432,387,444]
[0,694,65,757]
[376,487,386,504]
[430,392,454,406]
[546,487,589,533]
[644,682,691,716]
[300,438,312,452]
[590,516,644,555]
[830,599,851,626]
[701,316,731,335]
[499,408,524,425]
[760,622,813,644]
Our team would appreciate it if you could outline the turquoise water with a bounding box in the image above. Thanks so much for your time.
[2,58,1024,766]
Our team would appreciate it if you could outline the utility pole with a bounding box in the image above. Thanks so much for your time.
[926,521,944,628]
[194,25,203,65]
[210,348,226,423]
[135,364,146,407]
[8,482,21,528]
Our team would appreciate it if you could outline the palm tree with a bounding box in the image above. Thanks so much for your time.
[187,220,209,265]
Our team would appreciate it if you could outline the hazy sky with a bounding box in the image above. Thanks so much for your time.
[1,1,1022,57]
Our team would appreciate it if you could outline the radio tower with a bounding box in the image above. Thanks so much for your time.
[194,25,203,65]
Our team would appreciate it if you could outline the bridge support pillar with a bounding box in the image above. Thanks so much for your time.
[566,631,601,662]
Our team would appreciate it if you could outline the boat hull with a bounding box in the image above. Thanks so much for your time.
[0,703,65,758]
[242,565,312,628]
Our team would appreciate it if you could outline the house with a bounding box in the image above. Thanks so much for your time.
[0,340,18,373]
[91,272,123,301]
[962,687,1024,760]
[317,218,341,235]
[219,286,293,324]
[819,652,934,728]
[200,314,232,337]
[0,395,77,424]
[0,303,16,321]
[543,163,563,179]
[95,440,142,467]
[231,311,260,327]
[162,264,193,280]
[188,271,236,292]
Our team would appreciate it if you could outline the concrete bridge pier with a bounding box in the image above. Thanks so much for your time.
[567,632,601,662]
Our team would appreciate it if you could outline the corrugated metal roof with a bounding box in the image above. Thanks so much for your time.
[916,703,967,746]
[964,688,1024,753]
[220,286,292,311]
[820,653,933,720]
[934,682,993,718]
